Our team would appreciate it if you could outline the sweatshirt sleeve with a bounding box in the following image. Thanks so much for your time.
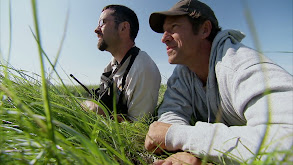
[158,65,196,125]
[163,62,293,164]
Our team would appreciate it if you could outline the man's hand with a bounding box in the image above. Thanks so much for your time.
[82,101,129,122]
[144,121,171,154]
[153,152,202,165]
[81,100,105,116]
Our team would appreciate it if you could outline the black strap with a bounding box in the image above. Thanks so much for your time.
[96,46,140,114]
[98,46,139,100]
[121,47,140,89]
[109,47,135,79]
[117,47,140,114]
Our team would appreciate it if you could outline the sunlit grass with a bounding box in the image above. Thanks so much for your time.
[0,0,292,165]
[0,66,159,164]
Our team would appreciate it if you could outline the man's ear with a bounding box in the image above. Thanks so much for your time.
[200,20,212,39]
[119,21,130,33]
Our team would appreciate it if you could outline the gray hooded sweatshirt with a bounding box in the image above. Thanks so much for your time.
[158,30,293,164]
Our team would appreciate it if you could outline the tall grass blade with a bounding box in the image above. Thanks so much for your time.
[30,0,56,146]
[242,1,273,162]
[1,0,12,82]
[49,4,70,79]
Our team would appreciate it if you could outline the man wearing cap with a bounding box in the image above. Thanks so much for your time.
[145,0,293,164]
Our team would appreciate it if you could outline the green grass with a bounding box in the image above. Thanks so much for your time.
[0,68,166,164]
[0,1,292,164]
[1,68,292,165]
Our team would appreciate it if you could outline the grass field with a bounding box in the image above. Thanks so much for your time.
[0,67,164,164]
[1,68,292,164]
[1,1,292,164]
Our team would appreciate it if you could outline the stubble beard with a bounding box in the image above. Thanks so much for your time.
[98,39,108,51]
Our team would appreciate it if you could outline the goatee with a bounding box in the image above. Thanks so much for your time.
[98,39,108,51]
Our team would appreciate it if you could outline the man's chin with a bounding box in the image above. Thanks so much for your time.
[98,42,107,51]
[168,57,177,64]
[168,60,176,65]
[98,47,106,51]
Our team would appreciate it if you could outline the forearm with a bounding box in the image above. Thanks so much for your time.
[165,122,292,164]
[164,92,293,163]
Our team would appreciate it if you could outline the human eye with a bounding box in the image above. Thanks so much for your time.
[163,23,178,33]
[171,23,179,29]
[98,19,106,27]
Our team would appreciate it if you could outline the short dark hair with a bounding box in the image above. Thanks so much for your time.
[187,15,222,42]
[102,5,139,41]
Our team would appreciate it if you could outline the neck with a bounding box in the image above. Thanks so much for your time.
[189,64,209,86]
[110,40,134,63]
[187,42,211,85]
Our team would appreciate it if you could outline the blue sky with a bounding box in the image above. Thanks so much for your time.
[1,0,292,85]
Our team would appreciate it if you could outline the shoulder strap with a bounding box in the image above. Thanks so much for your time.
[96,47,140,114]
[96,47,137,99]
[121,47,140,88]
[117,47,140,114]
[109,47,135,78]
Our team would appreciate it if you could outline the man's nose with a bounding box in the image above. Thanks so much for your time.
[161,31,173,43]
[94,26,101,34]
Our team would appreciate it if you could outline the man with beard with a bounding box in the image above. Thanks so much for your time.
[83,5,161,122]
